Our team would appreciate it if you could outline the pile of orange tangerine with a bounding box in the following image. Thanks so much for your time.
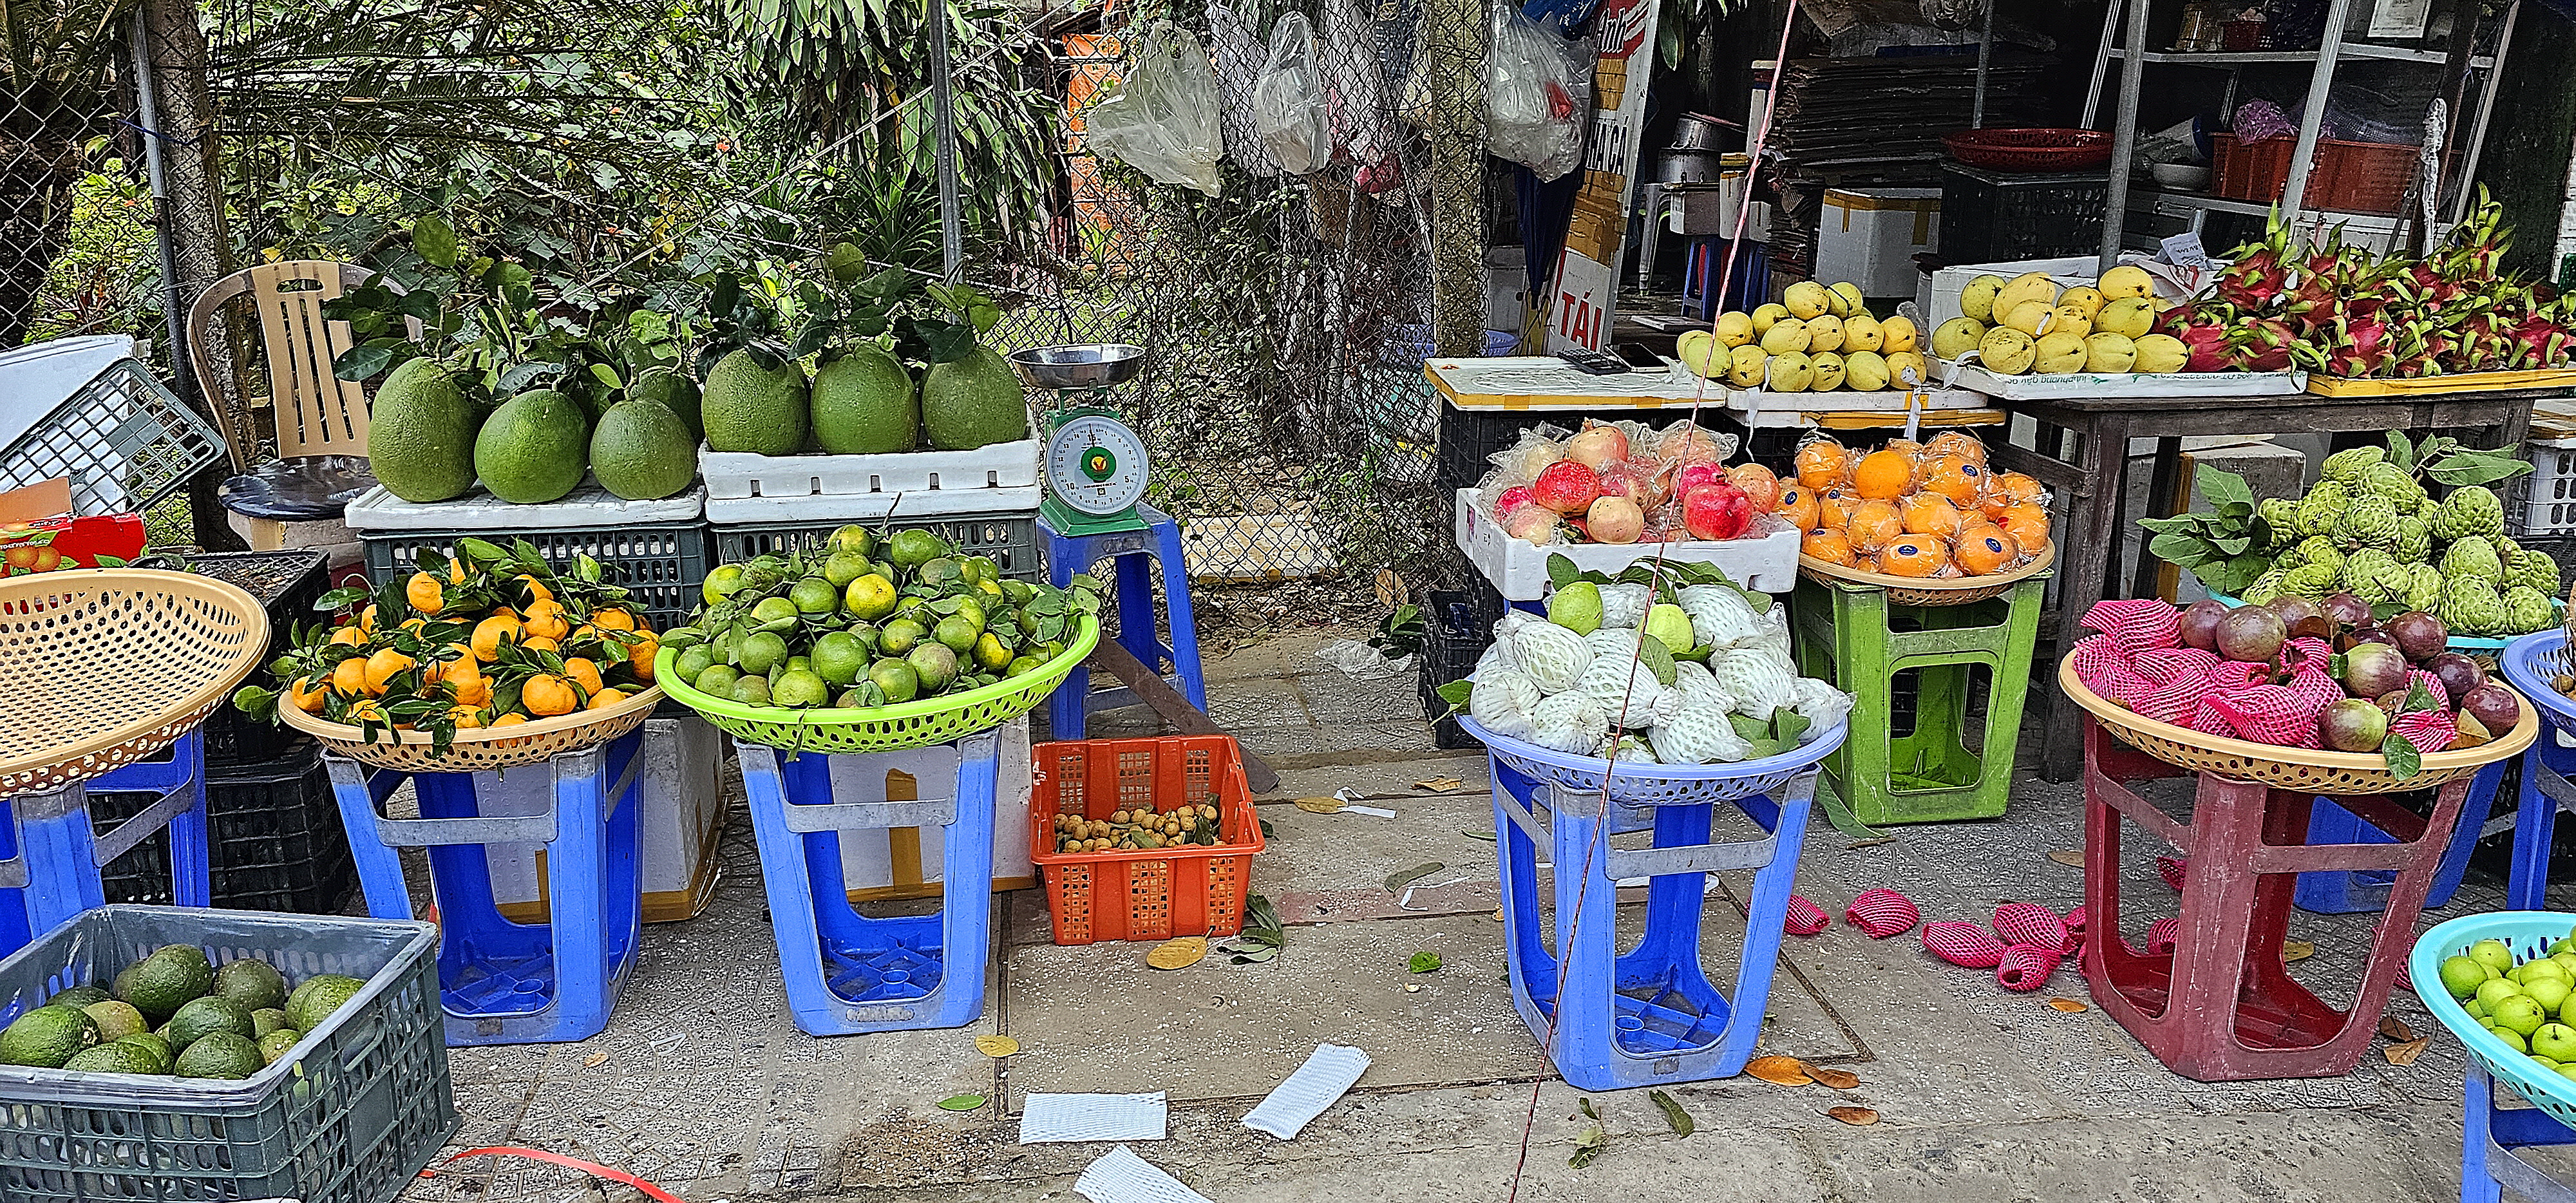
[1778,432,2052,578]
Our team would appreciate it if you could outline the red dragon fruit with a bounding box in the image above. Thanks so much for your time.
[2215,218,2295,311]
[2240,317,2302,372]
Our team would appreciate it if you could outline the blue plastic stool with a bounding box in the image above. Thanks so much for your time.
[2291,758,2505,914]
[1681,238,1770,319]
[2462,1060,2576,1203]
[0,731,212,953]
[735,731,999,1035]
[1043,504,1205,739]
[1489,761,1819,1091]
[325,733,644,1045]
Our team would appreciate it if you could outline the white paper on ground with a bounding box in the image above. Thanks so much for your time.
[1074,1145,1215,1203]
[1021,1092,1169,1143]
[1240,1043,1372,1139]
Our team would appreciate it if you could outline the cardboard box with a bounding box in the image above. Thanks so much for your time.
[1815,188,1940,299]
[486,714,732,925]
[0,477,145,574]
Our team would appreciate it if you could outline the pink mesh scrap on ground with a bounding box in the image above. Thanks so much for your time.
[2145,916,2181,955]
[1846,889,1920,938]
[1922,920,2007,969]
[2208,685,2320,748]
[2060,904,2087,954]
[1995,944,2063,991]
[2392,707,2458,755]
[2157,855,2188,890]
[1784,894,1830,936]
[2081,598,2183,656]
[1994,902,2069,951]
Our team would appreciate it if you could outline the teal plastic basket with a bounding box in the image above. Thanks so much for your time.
[2412,911,2576,1128]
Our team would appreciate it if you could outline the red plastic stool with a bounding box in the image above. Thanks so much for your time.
[2079,719,2474,1081]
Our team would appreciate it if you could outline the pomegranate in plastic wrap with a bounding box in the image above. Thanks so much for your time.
[1565,422,1631,469]
[1531,460,1602,512]
[1656,422,1727,466]
[1682,483,1754,540]
[1587,495,1645,544]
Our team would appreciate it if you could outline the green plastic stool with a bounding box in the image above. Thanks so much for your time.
[1791,574,2046,825]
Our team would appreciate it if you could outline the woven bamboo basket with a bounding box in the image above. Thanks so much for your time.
[1799,542,2056,607]
[2056,657,2537,793]
[279,684,663,772]
[0,569,269,797]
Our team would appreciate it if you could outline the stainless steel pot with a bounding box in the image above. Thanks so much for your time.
[1656,151,1723,183]
[1670,112,1728,151]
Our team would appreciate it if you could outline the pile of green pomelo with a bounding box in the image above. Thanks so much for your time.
[0,945,365,1079]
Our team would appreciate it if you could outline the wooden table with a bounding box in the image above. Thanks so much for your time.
[1994,387,2548,783]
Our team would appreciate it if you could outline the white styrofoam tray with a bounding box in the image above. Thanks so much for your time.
[343,482,705,531]
[1455,488,1801,600]
[698,435,1040,502]
[703,482,1041,526]
[1929,359,2306,401]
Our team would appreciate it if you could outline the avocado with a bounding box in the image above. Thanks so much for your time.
[256,1028,302,1065]
[46,985,109,1011]
[701,348,810,455]
[63,1041,163,1075]
[250,1008,292,1038]
[589,399,699,501]
[921,345,1028,451]
[174,1030,263,1079]
[115,947,213,1025]
[167,997,253,1050]
[473,389,591,504]
[213,959,288,1013]
[629,367,704,443]
[368,357,480,502]
[286,974,366,1034]
[0,1005,100,1068]
[115,1031,174,1072]
[80,1000,147,1041]
[811,346,918,454]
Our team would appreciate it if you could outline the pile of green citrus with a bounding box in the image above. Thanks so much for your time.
[0,945,364,1079]
[663,525,1100,710]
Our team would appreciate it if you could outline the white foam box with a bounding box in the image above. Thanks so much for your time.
[1913,253,2210,332]
[1929,357,2307,400]
[1815,187,1940,299]
[486,714,729,925]
[703,482,1041,526]
[343,482,704,530]
[1455,488,1801,600]
[697,436,1039,504]
[829,717,1036,900]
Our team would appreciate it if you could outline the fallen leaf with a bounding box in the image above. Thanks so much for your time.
[974,1035,1019,1058]
[1571,1099,1607,1168]
[2047,849,2086,867]
[938,1094,987,1112]
[1464,829,1498,841]
[1492,908,1507,922]
[1408,951,1443,973]
[1293,797,1345,814]
[1385,862,1444,893]
[2046,998,2090,1014]
[1146,936,1208,970]
[584,1052,610,1068]
[2282,940,2315,963]
[1826,1106,1880,1126]
[1846,837,1895,849]
[2380,1016,2418,1043]
[1804,1065,1861,1090]
[2383,1036,2432,1066]
[1647,1089,1694,1136]
[1414,776,1464,791]
[1746,1056,1814,1086]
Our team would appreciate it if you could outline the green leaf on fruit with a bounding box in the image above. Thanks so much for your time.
[2382,730,2423,780]
[1547,553,1580,589]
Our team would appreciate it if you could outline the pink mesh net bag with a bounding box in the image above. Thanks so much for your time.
[2145,916,2181,955]
[1784,894,1831,936]
[2392,708,2458,755]
[2208,685,2320,748]
[1846,889,1920,939]
[1995,944,2063,991]
[2132,647,2220,685]
[1993,902,2069,951]
[2284,636,2334,667]
[2157,855,2188,890]
[1922,921,2006,969]
[2186,699,2237,737]
[2132,674,2211,725]
[2407,668,2448,704]
[2280,659,2345,715]
[2080,599,2182,656]
[2211,660,2278,692]
[2060,904,2087,954]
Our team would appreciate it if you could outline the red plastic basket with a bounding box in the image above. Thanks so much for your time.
[1941,128,2114,171]
[1028,735,1265,945]
[2211,133,2414,214]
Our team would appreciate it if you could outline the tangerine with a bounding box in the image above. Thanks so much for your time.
[626,631,660,681]
[1802,527,1858,565]
[590,607,638,632]
[1954,524,2021,574]
[563,657,605,696]
[331,657,368,697]
[587,687,630,711]
[1775,485,1820,531]
[492,713,530,726]
[1919,457,1989,507]
[362,647,414,693]
[2000,504,2052,551]
[1900,493,1964,540]
[285,676,330,713]
[330,626,365,647]
[1794,439,1852,489]
[471,614,521,660]
[522,600,571,641]
[1877,537,1951,577]
[1844,499,1904,553]
[520,635,562,655]
[405,572,444,615]
[524,674,580,717]
[1815,488,1857,530]
[1852,450,1915,500]
[448,705,486,730]
[1923,431,1987,465]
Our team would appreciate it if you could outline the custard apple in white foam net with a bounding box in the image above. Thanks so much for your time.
[1467,667,1542,741]
[1678,584,1765,649]
[1669,659,1742,715]
[1513,621,1593,693]
[1602,732,1661,764]
[1651,706,1754,764]
[1790,677,1853,734]
[1711,645,1797,721]
[1597,582,1653,630]
[1527,691,1611,754]
[1475,640,1521,679]
[1571,650,1676,728]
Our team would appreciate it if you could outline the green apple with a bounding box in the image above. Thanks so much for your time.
[2524,958,2571,985]
[2558,1064,2576,1081]
[2497,995,2550,1038]
[2530,978,2573,1014]
[2534,1023,2576,1062]
[2474,939,2519,976]
[2445,954,2501,999]
[2468,998,2490,1019]
[2479,978,2529,1012]
[2497,1026,2532,1054]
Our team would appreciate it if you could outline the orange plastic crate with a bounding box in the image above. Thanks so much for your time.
[1028,735,1264,945]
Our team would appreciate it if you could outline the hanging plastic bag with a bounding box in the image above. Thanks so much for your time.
[1253,13,1331,175]
[1086,21,1226,196]
[1486,3,1590,182]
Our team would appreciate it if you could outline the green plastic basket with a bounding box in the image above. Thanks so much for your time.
[654,614,1098,753]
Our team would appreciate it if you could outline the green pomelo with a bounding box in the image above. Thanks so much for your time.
[701,348,810,455]
[921,346,1028,451]
[589,399,699,501]
[473,390,590,504]
[367,358,479,502]
[811,346,918,454]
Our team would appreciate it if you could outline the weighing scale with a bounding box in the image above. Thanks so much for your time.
[1010,343,1151,536]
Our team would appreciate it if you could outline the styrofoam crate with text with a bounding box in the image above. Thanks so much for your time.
[1455,487,1800,600]
[697,434,1039,503]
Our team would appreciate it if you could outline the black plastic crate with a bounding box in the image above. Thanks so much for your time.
[90,738,355,915]
[364,522,711,633]
[1419,582,1506,750]
[1435,402,1736,495]
[712,511,1043,582]
[184,549,330,767]
[1937,165,2110,265]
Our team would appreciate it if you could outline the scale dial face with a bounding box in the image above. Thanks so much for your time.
[1044,412,1150,516]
